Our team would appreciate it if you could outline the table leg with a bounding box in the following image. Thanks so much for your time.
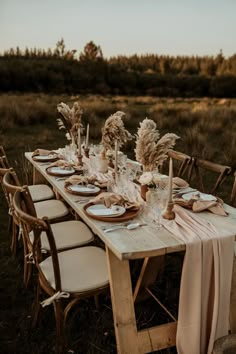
[106,247,140,354]
[133,256,165,303]
[33,166,47,184]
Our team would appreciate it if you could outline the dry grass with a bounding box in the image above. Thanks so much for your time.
[1,93,236,353]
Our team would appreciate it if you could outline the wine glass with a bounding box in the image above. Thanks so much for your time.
[147,187,168,229]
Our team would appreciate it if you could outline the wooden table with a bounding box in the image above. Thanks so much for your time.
[25,152,236,354]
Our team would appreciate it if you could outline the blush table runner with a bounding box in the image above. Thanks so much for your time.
[162,205,235,354]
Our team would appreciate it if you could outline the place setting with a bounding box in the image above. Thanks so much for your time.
[32,148,59,163]
[83,191,141,222]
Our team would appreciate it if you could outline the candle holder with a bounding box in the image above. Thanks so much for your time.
[77,153,83,167]
[162,201,175,220]
[84,147,90,158]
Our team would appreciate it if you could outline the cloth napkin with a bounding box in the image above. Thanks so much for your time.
[90,192,140,210]
[32,148,56,157]
[174,195,228,216]
[64,173,110,188]
[173,176,189,189]
[162,205,235,354]
[48,159,74,170]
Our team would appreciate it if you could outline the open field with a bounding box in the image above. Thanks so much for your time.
[1,94,236,353]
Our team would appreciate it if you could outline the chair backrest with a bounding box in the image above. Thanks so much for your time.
[230,172,236,206]
[2,168,23,215]
[0,167,10,202]
[13,188,62,292]
[0,146,10,169]
[160,150,192,181]
[189,157,232,195]
[0,156,10,169]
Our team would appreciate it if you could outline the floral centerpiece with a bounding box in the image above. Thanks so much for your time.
[101,111,132,159]
[57,101,83,145]
[135,118,179,172]
[135,118,179,199]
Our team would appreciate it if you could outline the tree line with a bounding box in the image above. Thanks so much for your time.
[0,39,236,97]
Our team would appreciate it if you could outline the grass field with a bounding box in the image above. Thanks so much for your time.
[0,93,236,353]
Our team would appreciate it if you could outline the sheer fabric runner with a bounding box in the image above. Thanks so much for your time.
[162,205,235,354]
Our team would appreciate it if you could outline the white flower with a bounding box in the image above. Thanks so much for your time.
[139,172,153,185]
[65,132,71,141]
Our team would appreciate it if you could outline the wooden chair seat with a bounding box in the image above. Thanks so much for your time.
[0,155,55,202]
[34,199,69,221]
[28,184,55,202]
[40,246,109,293]
[29,220,94,252]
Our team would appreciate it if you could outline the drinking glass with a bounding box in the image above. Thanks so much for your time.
[147,187,168,229]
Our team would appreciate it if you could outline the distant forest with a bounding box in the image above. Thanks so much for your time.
[1,39,236,97]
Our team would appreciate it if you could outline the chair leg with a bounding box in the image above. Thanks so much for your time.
[53,300,66,354]
[22,237,32,288]
[31,280,42,328]
[10,223,18,256]
[94,294,100,309]
[8,214,12,232]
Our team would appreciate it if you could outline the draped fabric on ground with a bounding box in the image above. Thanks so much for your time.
[162,205,235,354]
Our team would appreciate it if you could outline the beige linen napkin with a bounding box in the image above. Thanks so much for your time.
[174,196,228,216]
[65,173,109,188]
[90,192,140,210]
[65,175,89,187]
[162,205,235,354]
[32,148,56,157]
[173,177,189,189]
[48,159,73,170]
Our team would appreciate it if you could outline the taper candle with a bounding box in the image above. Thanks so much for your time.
[77,128,81,155]
[85,124,89,149]
[114,140,118,182]
[168,157,173,203]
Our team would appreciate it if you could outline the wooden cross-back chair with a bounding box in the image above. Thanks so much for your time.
[160,150,192,181]
[13,187,109,354]
[0,145,10,168]
[0,153,55,203]
[2,169,73,285]
[230,171,236,206]
[189,157,232,196]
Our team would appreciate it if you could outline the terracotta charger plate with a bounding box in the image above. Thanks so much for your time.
[65,184,101,196]
[32,154,58,163]
[83,202,140,222]
[46,166,75,177]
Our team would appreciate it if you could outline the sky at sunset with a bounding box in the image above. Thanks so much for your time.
[1,0,235,58]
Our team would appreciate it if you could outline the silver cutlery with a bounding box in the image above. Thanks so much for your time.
[55,177,67,181]
[39,162,51,166]
[74,198,90,204]
[103,223,147,233]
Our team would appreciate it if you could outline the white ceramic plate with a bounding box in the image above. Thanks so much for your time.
[68,184,100,194]
[86,204,126,217]
[33,154,58,161]
[48,166,75,175]
[182,191,217,201]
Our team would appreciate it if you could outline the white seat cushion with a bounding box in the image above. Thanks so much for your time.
[40,246,109,293]
[29,220,94,251]
[28,184,54,202]
[34,199,69,220]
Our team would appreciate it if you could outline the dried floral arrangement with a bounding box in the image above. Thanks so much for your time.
[57,101,83,143]
[135,118,180,171]
[101,111,132,157]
